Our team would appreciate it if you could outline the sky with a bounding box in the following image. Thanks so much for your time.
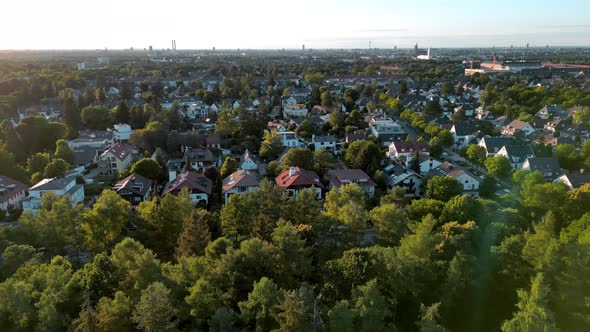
[1,0,590,50]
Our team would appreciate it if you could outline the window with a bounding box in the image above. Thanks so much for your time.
[111,163,117,168]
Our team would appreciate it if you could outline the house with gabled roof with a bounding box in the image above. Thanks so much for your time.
[23,177,84,214]
[502,120,535,137]
[0,176,28,212]
[275,167,323,199]
[98,143,133,176]
[311,135,337,151]
[240,150,260,172]
[388,141,429,160]
[553,172,590,190]
[383,164,422,197]
[428,161,481,194]
[478,136,515,156]
[536,105,566,120]
[163,171,212,206]
[522,157,562,180]
[497,145,536,169]
[450,122,479,149]
[113,173,152,205]
[222,169,261,203]
[326,169,376,198]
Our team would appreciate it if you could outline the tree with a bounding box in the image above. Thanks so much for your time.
[27,152,50,175]
[63,97,81,137]
[81,190,130,253]
[324,184,368,246]
[313,148,337,176]
[479,176,497,198]
[115,100,129,124]
[208,307,237,332]
[259,132,283,159]
[321,91,334,110]
[238,277,281,331]
[424,100,442,117]
[185,279,227,324]
[55,139,74,164]
[328,300,355,332]
[82,106,114,130]
[95,88,106,102]
[215,110,239,138]
[281,148,314,170]
[132,282,176,332]
[369,203,409,246]
[485,156,512,179]
[554,143,579,171]
[176,209,211,259]
[344,140,382,176]
[410,151,421,173]
[429,137,443,159]
[465,144,486,165]
[406,198,445,222]
[271,220,311,289]
[275,289,310,332]
[0,244,39,279]
[437,130,454,148]
[441,82,455,95]
[130,158,162,180]
[220,157,238,179]
[440,195,480,224]
[353,279,392,332]
[425,176,463,202]
[501,274,559,332]
[96,291,133,332]
[43,158,69,178]
[416,303,448,332]
[137,190,193,260]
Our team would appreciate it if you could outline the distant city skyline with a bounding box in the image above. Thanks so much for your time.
[2,0,590,50]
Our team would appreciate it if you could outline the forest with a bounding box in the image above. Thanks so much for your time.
[0,168,588,331]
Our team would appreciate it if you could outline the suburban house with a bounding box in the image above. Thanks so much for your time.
[163,171,213,206]
[497,145,536,169]
[311,135,337,151]
[450,122,479,149]
[73,147,99,167]
[429,162,481,194]
[369,117,405,145]
[277,131,305,148]
[98,143,133,176]
[111,123,133,141]
[553,172,590,190]
[183,147,217,171]
[478,136,515,156]
[113,173,152,205]
[383,164,422,197]
[22,177,84,214]
[388,141,429,160]
[345,132,367,144]
[283,104,308,118]
[222,169,261,203]
[326,169,376,198]
[0,176,28,212]
[405,153,442,173]
[69,130,113,149]
[275,167,323,199]
[536,105,566,120]
[502,120,535,137]
[240,150,261,172]
[522,157,562,180]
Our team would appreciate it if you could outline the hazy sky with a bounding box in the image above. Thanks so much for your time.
[2,0,589,49]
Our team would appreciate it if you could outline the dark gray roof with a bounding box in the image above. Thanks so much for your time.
[524,157,561,173]
[453,122,479,136]
[502,145,535,162]
[113,173,152,196]
[563,172,590,189]
[480,136,514,153]
[29,177,76,191]
[73,147,99,165]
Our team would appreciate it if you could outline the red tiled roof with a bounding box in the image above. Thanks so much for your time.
[275,167,324,189]
[101,142,131,161]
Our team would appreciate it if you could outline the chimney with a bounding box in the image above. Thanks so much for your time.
[168,169,177,182]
